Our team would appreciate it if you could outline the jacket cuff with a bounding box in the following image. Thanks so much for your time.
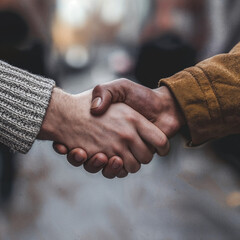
[159,66,224,145]
[0,61,55,153]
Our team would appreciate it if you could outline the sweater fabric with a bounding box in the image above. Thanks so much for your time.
[0,60,55,153]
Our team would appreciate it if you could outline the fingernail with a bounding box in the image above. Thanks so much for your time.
[93,159,104,168]
[75,155,84,163]
[91,97,102,109]
[112,160,120,169]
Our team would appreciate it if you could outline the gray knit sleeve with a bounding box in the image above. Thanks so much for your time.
[0,60,55,153]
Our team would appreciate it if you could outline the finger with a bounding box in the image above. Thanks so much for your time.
[91,85,113,115]
[90,79,156,121]
[102,156,124,179]
[122,150,141,174]
[53,142,69,155]
[136,117,170,156]
[117,168,128,178]
[129,136,154,165]
[84,153,108,173]
[67,148,88,167]
[90,79,133,115]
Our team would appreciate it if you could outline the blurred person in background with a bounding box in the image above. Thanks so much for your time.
[134,0,240,89]
[0,0,56,76]
[134,0,207,88]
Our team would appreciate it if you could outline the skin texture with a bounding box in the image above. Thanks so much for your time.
[54,79,185,178]
[90,79,185,137]
[39,87,169,175]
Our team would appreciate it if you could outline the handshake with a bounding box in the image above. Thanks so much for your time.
[37,79,185,179]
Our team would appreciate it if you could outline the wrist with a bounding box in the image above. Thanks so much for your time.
[37,87,70,141]
[155,86,186,134]
[157,86,185,125]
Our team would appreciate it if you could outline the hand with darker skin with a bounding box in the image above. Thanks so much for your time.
[54,79,185,178]
[53,143,129,178]
[90,79,185,137]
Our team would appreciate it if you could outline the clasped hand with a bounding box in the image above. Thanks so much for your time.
[41,79,185,178]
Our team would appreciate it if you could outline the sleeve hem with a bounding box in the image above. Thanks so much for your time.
[159,67,224,145]
[0,60,55,153]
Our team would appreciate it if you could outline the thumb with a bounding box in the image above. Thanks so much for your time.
[90,84,113,115]
[90,79,132,115]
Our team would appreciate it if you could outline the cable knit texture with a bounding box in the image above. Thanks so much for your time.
[0,60,55,153]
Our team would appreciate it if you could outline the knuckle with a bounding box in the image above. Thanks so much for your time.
[117,169,128,178]
[93,84,103,95]
[124,134,134,143]
[68,160,82,167]
[112,144,122,155]
[125,112,137,123]
[157,140,170,156]
[118,78,130,85]
[157,136,169,149]
[161,147,170,156]
[102,171,115,179]
[127,162,141,174]
[166,117,177,129]
[119,131,134,142]
[83,160,103,173]
[83,164,93,173]
[143,159,151,165]
[112,157,123,168]
[141,154,153,165]
[170,118,181,132]
[163,117,181,137]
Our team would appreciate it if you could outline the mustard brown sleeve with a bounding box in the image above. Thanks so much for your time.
[159,42,240,145]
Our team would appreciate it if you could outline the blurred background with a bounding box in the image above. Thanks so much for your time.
[1,0,240,239]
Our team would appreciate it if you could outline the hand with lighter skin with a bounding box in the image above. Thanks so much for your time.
[54,79,186,178]
[39,87,170,177]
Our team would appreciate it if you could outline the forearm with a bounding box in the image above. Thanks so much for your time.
[159,42,240,145]
[0,60,55,153]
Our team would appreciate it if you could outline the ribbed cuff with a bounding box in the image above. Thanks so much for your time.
[0,61,55,153]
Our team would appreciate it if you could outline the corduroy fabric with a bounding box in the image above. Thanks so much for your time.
[159,42,240,145]
[0,60,55,153]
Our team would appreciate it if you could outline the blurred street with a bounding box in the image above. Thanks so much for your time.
[1,0,240,239]
[1,46,240,240]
